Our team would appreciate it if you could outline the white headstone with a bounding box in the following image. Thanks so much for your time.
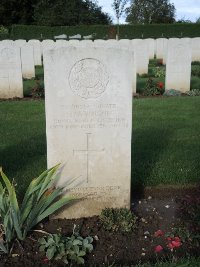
[145,38,155,60]
[44,47,133,219]
[41,40,55,53]
[165,39,191,92]
[0,45,23,98]
[28,40,42,66]
[191,37,200,62]
[15,39,27,48]
[131,39,149,75]
[55,40,68,48]
[94,40,137,93]
[156,38,168,64]
[21,44,35,79]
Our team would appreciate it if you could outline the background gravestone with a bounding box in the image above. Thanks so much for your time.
[21,44,35,79]
[0,45,23,98]
[44,47,133,219]
[28,40,42,66]
[165,39,191,92]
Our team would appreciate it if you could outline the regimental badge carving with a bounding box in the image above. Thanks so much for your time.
[69,58,109,99]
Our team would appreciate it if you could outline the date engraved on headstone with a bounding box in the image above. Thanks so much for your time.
[69,58,109,99]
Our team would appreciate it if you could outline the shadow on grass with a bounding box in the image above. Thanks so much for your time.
[0,133,46,180]
[131,127,173,199]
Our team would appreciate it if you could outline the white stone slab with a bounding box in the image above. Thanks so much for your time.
[94,40,137,93]
[0,45,23,98]
[44,47,133,219]
[191,37,200,61]
[15,39,27,48]
[41,40,56,53]
[131,39,149,75]
[145,39,155,60]
[156,38,168,64]
[55,40,68,48]
[21,44,35,79]
[28,40,42,66]
[165,39,191,92]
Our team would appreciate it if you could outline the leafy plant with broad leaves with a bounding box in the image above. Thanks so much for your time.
[100,208,137,233]
[38,228,93,265]
[0,165,75,254]
[152,67,165,78]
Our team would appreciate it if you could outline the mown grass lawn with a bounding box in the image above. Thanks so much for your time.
[0,96,200,197]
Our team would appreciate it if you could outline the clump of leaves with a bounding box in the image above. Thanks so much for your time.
[143,78,164,96]
[31,80,44,98]
[0,165,75,254]
[186,89,200,96]
[0,26,8,34]
[38,228,93,265]
[152,67,165,78]
[100,208,137,233]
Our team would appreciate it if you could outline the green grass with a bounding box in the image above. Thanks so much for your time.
[0,97,200,197]
[132,96,200,189]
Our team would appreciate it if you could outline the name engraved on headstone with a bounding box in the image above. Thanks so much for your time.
[69,58,109,99]
[49,103,129,130]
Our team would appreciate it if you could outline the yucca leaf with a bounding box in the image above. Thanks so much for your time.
[34,196,75,226]
[11,209,23,240]
[37,165,60,201]
[25,188,63,231]
[0,168,13,195]
[20,194,35,226]
[0,180,4,193]
[0,240,8,253]
[21,165,59,212]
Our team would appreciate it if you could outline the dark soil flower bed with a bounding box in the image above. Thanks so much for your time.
[1,186,200,266]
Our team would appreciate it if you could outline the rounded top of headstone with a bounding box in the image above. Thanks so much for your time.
[69,58,109,99]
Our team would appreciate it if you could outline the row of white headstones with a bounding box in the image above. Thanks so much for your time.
[1,38,200,219]
[0,38,200,99]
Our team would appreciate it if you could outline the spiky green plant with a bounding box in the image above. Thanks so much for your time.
[0,165,75,253]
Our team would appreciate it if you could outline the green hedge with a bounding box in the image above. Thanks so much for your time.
[7,23,200,40]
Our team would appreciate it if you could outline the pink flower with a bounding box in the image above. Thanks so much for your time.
[154,245,163,253]
[167,236,182,250]
[42,257,49,264]
[154,230,164,237]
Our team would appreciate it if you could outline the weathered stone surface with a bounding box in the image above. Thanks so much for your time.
[41,40,56,53]
[0,45,23,98]
[156,38,168,64]
[21,44,35,79]
[131,39,149,75]
[28,40,42,66]
[191,37,200,61]
[44,47,133,219]
[15,39,27,48]
[145,38,155,60]
[165,39,191,92]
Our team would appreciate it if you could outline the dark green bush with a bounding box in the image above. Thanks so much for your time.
[7,23,200,40]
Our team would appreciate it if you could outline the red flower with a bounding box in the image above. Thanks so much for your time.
[158,82,164,89]
[154,230,164,237]
[154,245,163,253]
[42,257,49,264]
[167,236,182,250]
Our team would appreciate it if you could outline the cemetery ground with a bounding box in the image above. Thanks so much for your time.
[0,60,200,266]
[0,94,200,266]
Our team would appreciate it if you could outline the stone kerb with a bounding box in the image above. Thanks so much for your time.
[43,46,133,219]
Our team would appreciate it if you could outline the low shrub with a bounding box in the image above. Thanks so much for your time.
[186,89,200,96]
[31,80,44,98]
[100,208,137,233]
[143,78,164,96]
[0,165,75,253]
[38,229,93,265]
[152,67,165,78]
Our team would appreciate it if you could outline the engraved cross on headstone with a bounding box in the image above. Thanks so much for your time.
[73,133,105,183]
